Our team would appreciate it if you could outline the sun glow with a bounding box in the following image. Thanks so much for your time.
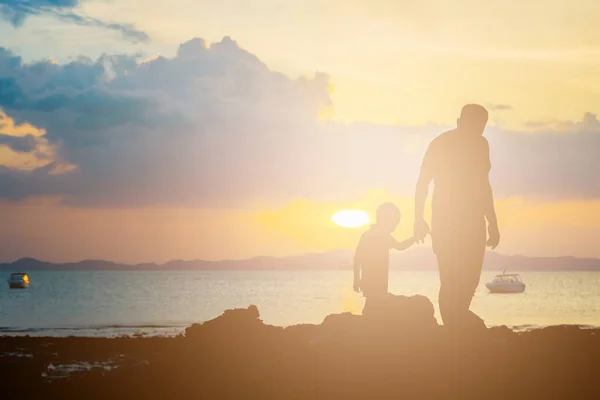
[331,210,370,228]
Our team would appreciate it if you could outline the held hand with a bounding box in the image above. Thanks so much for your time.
[414,218,430,244]
[487,222,500,249]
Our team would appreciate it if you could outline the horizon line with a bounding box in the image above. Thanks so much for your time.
[2,248,598,267]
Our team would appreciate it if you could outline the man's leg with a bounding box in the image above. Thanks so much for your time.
[436,236,486,330]
[437,250,467,329]
[461,241,486,330]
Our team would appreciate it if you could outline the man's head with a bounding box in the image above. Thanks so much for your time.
[375,202,401,233]
[457,104,489,135]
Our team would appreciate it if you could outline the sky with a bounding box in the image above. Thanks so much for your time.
[0,0,598,263]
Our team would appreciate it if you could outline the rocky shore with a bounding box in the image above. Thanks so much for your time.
[2,295,600,399]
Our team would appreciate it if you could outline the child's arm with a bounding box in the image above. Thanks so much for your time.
[391,236,416,251]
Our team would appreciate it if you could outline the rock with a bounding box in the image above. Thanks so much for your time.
[306,312,363,346]
[362,293,439,331]
[9,303,600,399]
[185,305,274,342]
[183,305,295,366]
[284,323,320,342]
[321,312,362,332]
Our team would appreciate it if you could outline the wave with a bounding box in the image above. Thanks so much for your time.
[0,323,189,338]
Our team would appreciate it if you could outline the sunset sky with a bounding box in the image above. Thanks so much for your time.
[0,0,598,263]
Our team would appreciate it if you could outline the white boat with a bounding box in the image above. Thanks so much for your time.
[486,272,525,294]
[7,272,30,289]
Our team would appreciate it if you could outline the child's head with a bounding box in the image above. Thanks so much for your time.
[375,202,401,232]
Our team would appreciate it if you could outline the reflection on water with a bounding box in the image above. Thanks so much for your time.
[1,270,599,337]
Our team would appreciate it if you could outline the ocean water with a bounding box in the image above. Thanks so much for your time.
[1,270,600,337]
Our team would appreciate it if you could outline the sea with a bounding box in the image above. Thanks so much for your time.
[1,270,600,337]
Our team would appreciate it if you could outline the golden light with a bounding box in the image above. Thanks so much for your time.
[331,210,370,228]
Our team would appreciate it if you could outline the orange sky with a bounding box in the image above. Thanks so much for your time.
[1,195,598,263]
[1,2,600,262]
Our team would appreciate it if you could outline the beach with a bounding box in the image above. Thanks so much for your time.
[2,4,599,398]
[3,298,600,399]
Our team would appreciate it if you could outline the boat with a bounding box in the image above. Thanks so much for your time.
[7,272,30,289]
[486,271,525,294]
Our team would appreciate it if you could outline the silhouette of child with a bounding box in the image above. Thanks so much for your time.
[353,203,415,302]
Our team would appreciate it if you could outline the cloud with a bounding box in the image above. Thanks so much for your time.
[486,121,600,200]
[51,10,149,43]
[0,133,38,152]
[0,0,77,26]
[488,103,513,111]
[523,112,600,133]
[0,0,149,43]
[0,37,598,207]
[0,109,75,172]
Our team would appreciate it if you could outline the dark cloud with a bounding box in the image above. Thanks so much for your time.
[0,1,77,26]
[51,10,149,43]
[0,38,598,207]
[0,0,149,43]
[0,133,38,152]
[0,162,77,201]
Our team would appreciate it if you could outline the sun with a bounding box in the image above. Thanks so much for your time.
[331,210,370,228]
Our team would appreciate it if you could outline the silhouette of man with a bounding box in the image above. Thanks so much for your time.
[414,104,500,331]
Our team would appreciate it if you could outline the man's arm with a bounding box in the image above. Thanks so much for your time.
[484,178,497,227]
[414,141,435,242]
[483,139,500,248]
[353,236,364,292]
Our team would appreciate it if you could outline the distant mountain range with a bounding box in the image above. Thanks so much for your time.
[1,249,599,272]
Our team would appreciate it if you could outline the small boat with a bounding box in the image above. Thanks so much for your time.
[7,272,30,289]
[486,271,525,294]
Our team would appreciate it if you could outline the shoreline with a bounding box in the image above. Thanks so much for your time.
[3,298,600,398]
[2,321,599,338]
